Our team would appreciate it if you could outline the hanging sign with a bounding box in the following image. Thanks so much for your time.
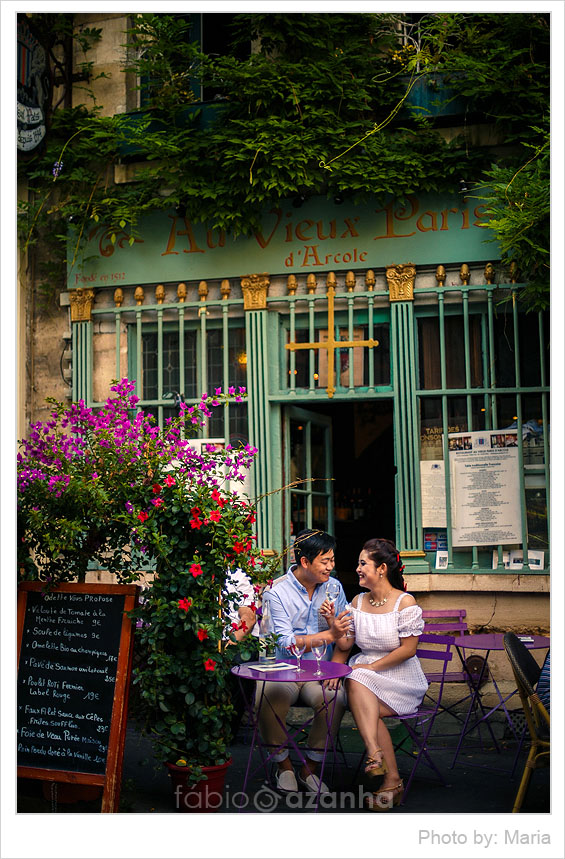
[449,430,522,547]
[68,193,497,288]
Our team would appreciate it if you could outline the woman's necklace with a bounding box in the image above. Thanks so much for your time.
[368,590,393,607]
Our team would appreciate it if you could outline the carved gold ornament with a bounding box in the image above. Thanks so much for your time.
[69,288,95,322]
[386,264,416,301]
[240,273,270,310]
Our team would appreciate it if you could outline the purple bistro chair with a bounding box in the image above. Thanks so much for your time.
[390,632,456,803]
[420,609,481,731]
[350,633,456,804]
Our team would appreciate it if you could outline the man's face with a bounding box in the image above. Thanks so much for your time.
[300,549,335,586]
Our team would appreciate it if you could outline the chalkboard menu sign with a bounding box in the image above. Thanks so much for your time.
[17,583,138,813]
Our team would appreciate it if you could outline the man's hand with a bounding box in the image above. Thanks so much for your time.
[328,608,352,640]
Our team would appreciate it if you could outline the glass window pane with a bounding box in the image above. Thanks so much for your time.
[418,317,440,390]
[526,487,548,550]
[310,423,326,480]
[290,492,307,537]
[290,420,306,481]
[312,495,328,532]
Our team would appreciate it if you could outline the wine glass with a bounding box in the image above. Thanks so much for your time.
[344,603,355,639]
[311,640,326,676]
[325,580,340,606]
[289,641,306,673]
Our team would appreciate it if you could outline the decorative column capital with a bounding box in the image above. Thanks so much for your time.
[69,288,95,322]
[241,273,270,310]
[386,264,416,302]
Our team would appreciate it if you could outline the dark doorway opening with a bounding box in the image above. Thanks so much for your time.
[287,400,395,599]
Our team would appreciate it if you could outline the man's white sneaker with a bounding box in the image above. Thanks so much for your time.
[275,768,298,792]
[298,772,330,794]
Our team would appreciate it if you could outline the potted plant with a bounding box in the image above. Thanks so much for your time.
[17,378,274,810]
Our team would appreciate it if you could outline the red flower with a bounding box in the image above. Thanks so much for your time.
[197,628,208,641]
[239,620,249,633]
[250,602,257,612]
[190,563,203,577]
[191,506,201,516]
[231,622,239,631]
[178,598,192,611]
[204,659,216,672]
[211,489,226,507]
[209,509,222,523]
[152,483,162,494]
[190,517,203,530]
[137,510,148,522]
[232,541,246,554]
[247,513,256,524]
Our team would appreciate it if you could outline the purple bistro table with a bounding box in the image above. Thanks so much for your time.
[450,633,550,773]
[231,659,351,811]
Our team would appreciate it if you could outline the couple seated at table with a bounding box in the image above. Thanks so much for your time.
[259,529,428,810]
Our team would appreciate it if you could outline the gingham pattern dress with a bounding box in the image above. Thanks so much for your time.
[347,593,428,715]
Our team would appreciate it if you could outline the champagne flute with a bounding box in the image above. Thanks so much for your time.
[311,640,326,676]
[289,641,306,673]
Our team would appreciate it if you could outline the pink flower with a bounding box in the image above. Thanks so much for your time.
[164,475,175,487]
[151,497,164,507]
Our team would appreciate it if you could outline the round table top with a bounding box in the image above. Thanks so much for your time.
[454,633,550,651]
[231,659,352,683]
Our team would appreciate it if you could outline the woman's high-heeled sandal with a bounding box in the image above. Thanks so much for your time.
[364,749,387,776]
[365,780,404,811]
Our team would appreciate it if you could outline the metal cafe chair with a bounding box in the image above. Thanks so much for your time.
[393,633,457,802]
[421,609,476,726]
[351,633,456,803]
[503,632,550,813]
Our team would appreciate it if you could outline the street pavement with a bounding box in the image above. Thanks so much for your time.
[17,710,550,814]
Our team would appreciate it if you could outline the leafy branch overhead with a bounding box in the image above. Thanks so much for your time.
[19,12,549,307]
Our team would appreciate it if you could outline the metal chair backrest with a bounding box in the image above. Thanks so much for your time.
[416,633,456,706]
[422,609,468,637]
[503,632,541,694]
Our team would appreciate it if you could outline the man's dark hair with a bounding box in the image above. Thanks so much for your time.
[293,529,336,566]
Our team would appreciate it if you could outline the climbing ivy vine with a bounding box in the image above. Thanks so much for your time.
[18,11,550,307]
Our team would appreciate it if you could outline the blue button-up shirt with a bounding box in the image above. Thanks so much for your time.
[262,566,347,660]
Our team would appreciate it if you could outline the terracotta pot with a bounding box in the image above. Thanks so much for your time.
[166,758,232,813]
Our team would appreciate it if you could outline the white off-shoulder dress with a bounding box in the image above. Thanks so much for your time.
[347,592,428,715]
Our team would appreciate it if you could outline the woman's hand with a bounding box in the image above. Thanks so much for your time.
[351,661,378,673]
[322,677,341,691]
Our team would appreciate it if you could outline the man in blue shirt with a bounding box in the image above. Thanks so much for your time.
[259,529,351,794]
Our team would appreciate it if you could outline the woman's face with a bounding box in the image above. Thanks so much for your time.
[356,550,382,589]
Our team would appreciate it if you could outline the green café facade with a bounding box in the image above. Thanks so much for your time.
[69,192,550,619]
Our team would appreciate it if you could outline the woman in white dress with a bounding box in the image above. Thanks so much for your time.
[322,538,428,810]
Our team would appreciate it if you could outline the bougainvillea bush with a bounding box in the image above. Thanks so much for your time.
[17,378,274,781]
